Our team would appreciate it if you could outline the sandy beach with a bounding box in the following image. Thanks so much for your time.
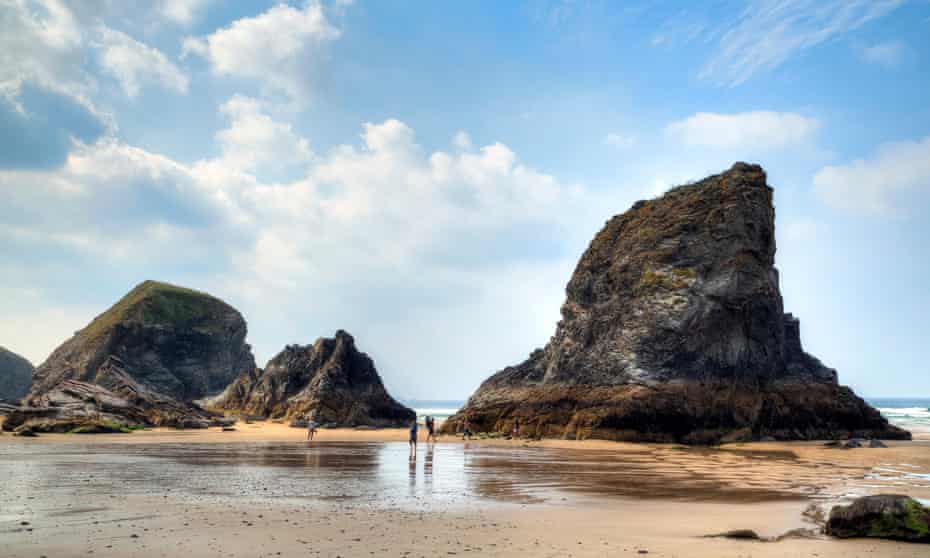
[2,423,929,557]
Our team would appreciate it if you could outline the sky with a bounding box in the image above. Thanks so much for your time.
[2,0,929,400]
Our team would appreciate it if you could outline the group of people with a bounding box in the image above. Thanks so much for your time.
[306,414,523,451]
[408,415,438,455]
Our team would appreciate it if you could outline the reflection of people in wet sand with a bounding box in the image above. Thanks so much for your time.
[306,419,318,442]
[409,420,418,456]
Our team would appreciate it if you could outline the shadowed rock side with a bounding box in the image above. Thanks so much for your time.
[211,331,415,427]
[5,280,257,431]
[444,163,907,443]
[0,346,33,402]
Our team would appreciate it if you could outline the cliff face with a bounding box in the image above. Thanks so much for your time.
[212,330,415,427]
[446,163,906,443]
[11,280,257,429]
[0,347,33,401]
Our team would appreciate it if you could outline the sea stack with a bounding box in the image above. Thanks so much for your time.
[212,330,415,427]
[4,280,256,431]
[0,347,33,402]
[445,163,908,443]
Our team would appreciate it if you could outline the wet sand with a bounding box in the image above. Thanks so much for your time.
[1,423,929,557]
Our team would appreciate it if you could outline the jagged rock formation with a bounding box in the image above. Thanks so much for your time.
[6,280,256,431]
[211,330,415,427]
[445,163,908,443]
[0,346,33,402]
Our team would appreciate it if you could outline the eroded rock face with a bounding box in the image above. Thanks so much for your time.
[212,330,414,427]
[445,163,907,443]
[15,280,256,429]
[0,346,33,402]
[826,495,930,542]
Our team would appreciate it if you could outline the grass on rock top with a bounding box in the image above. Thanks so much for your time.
[78,280,233,342]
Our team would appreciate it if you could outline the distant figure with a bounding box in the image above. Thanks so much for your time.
[307,419,318,442]
[426,415,436,443]
[512,417,520,439]
[409,420,418,456]
[462,416,472,441]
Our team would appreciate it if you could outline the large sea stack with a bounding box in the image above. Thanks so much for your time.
[0,346,33,402]
[212,330,415,427]
[445,163,907,443]
[4,280,256,431]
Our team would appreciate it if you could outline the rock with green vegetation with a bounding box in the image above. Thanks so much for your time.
[0,346,33,402]
[211,330,415,427]
[13,280,256,430]
[444,163,908,443]
[826,495,930,542]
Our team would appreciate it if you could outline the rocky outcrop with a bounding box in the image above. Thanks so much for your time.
[826,495,929,542]
[0,346,33,401]
[445,163,907,443]
[9,280,256,430]
[211,330,414,427]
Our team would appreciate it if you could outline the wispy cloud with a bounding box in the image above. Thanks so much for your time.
[665,111,820,150]
[603,132,636,149]
[699,0,904,85]
[860,40,906,67]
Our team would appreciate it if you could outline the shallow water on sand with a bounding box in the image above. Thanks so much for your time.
[3,440,929,520]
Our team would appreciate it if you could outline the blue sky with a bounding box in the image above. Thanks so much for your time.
[2,0,929,399]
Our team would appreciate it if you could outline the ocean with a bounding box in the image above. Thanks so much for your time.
[868,397,930,434]
[405,400,465,424]
[408,398,930,434]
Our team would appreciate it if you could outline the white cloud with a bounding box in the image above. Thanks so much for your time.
[182,1,340,101]
[96,26,189,97]
[700,0,903,85]
[214,95,312,172]
[0,116,585,396]
[813,136,930,215]
[0,0,86,99]
[666,111,820,150]
[453,131,473,151]
[861,41,905,68]
[603,132,636,149]
[159,0,212,26]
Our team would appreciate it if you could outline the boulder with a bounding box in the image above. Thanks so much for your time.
[444,164,908,443]
[0,347,33,401]
[211,331,415,427]
[826,495,930,542]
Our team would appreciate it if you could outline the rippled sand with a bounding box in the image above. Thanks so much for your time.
[1,423,928,557]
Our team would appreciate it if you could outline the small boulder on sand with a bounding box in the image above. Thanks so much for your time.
[826,494,930,543]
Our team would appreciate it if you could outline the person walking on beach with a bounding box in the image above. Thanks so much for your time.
[425,415,436,443]
[306,418,318,442]
[512,417,520,439]
[409,419,419,456]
